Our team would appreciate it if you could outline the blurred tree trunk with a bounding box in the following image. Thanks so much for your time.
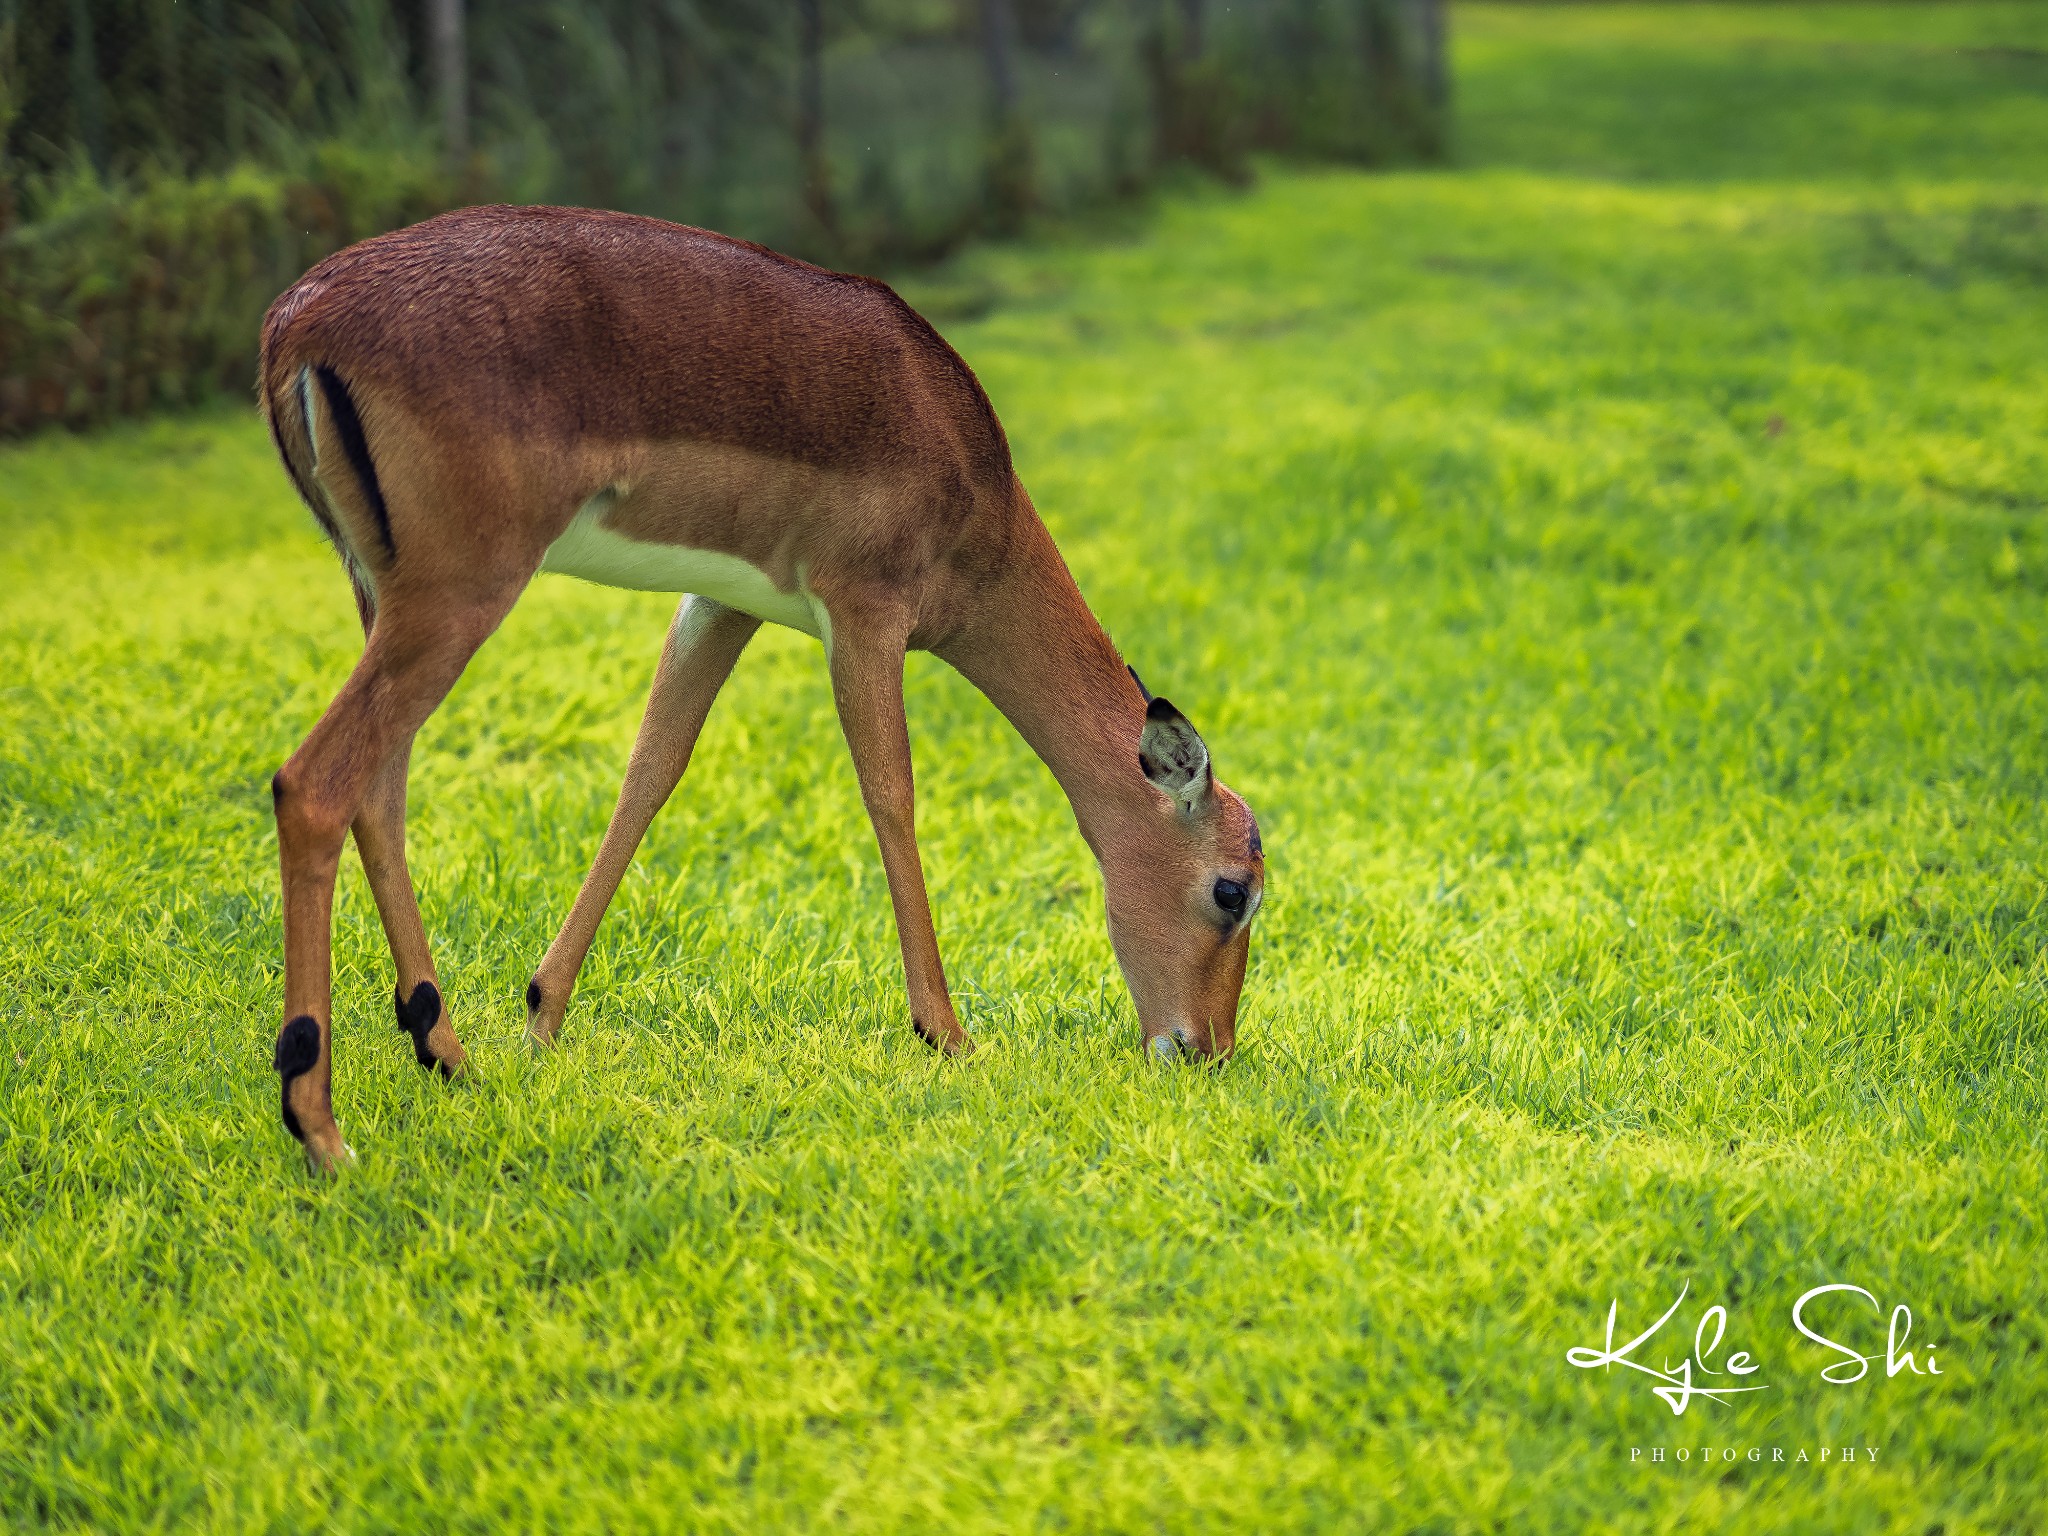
[1400,0,1448,154]
[154,0,186,172]
[202,0,243,164]
[797,0,838,247]
[431,0,468,168]
[1361,0,1446,159]
[1148,0,1242,179]
[1360,0,1401,156]
[981,0,1034,232]
[0,0,15,233]
[67,0,105,174]
[1409,0,1447,110]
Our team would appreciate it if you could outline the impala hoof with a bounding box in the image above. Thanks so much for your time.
[395,981,469,1078]
[275,1016,355,1171]
[1149,1031,1186,1063]
[913,1015,973,1056]
[304,1136,357,1174]
[525,977,567,1047]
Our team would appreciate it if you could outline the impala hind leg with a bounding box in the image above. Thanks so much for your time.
[272,591,520,1170]
[345,584,468,1078]
[352,738,468,1076]
[823,599,970,1055]
[526,596,760,1044]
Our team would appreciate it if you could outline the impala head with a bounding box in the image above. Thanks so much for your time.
[1103,691,1265,1062]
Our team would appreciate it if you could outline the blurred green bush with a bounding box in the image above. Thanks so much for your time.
[0,0,1446,437]
[0,145,461,434]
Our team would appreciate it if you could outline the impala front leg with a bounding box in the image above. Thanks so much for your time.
[824,602,971,1055]
[527,596,761,1044]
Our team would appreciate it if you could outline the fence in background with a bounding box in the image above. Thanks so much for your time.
[0,0,1448,435]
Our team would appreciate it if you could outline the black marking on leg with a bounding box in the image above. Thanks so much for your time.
[312,364,395,558]
[394,980,446,1073]
[912,1015,944,1051]
[525,978,543,1014]
[273,1015,321,1143]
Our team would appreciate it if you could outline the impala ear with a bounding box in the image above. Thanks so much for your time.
[1138,696,1212,811]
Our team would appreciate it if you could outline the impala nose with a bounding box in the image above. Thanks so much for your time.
[1148,1025,1191,1062]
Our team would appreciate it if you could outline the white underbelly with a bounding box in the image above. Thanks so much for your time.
[539,498,821,638]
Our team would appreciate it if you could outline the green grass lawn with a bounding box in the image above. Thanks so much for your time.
[5,5,2048,1530]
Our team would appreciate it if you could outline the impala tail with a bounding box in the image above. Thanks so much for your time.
[260,295,393,596]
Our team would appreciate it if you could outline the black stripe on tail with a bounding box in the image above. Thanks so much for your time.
[313,365,396,559]
[266,382,343,554]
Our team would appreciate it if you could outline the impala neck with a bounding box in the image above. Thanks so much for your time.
[941,513,1150,857]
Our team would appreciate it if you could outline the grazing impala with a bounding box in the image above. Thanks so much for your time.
[259,205,1265,1169]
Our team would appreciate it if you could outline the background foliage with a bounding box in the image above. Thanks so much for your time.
[3,4,2048,1531]
[0,0,1446,436]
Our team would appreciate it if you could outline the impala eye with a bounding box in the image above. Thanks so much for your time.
[1213,878,1249,917]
